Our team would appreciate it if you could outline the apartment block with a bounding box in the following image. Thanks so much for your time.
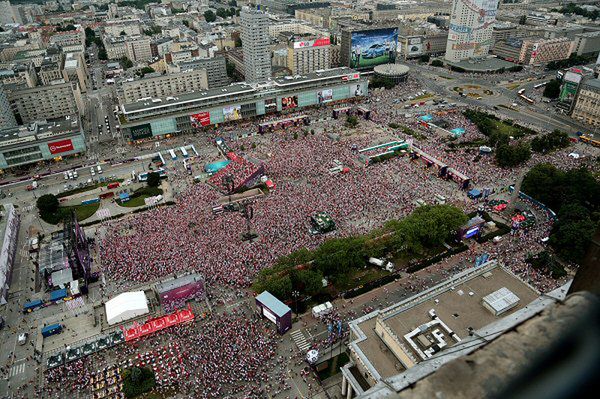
[8,81,83,124]
[572,78,600,127]
[117,69,208,104]
[287,36,331,74]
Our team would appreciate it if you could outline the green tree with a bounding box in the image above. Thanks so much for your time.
[345,115,359,128]
[295,269,323,295]
[234,36,242,47]
[120,56,134,69]
[136,66,155,77]
[120,30,127,36]
[98,48,108,60]
[37,194,59,216]
[122,366,156,399]
[146,172,161,187]
[518,15,527,24]
[431,59,444,67]
[531,130,570,153]
[313,236,366,279]
[521,163,564,210]
[419,54,430,63]
[370,75,395,89]
[228,0,237,6]
[495,142,531,167]
[549,214,596,264]
[543,79,561,98]
[204,10,217,22]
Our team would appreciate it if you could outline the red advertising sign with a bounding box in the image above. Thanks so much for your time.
[48,139,74,154]
[190,112,211,128]
[293,37,331,49]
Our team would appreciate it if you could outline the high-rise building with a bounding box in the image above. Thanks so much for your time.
[240,7,271,83]
[445,0,498,62]
[287,36,331,75]
[0,83,17,128]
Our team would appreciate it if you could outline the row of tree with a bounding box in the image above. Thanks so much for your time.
[253,205,467,300]
[530,130,570,153]
[522,163,600,263]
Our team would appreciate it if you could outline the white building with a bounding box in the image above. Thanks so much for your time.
[445,0,498,62]
[240,7,272,83]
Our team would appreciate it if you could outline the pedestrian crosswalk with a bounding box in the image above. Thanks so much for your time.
[291,329,310,352]
[9,362,25,378]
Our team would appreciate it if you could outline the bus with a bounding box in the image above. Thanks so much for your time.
[534,82,547,89]
[180,146,189,158]
[41,323,63,338]
[137,168,167,182]
[23,299,44,313]
[519,94,534,104]
[168,149,177,160]
[580,135,600,148]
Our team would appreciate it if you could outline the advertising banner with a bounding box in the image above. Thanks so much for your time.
[265,98,277,113]
[350,28,398,69]
[190,112,211,128]
[130,124,153,140]
[293,37,330,49]
[223,105,241,122]
[281,95,298,110]
[353,83,364,97]
[559,81,578,102]
[408,41,423,56]
[317,89,333,104]
[48,139,74,154]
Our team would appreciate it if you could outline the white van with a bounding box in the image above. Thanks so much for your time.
[434,194,446,204]
[369,257,395,272]
[90,167,95,176]
[97,165,103,174]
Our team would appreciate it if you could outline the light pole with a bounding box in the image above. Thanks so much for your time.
[292,290,300,316]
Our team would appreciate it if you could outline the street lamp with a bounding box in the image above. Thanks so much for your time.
[292,290,300,316]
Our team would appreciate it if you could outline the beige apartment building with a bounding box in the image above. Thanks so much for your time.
[8,81,84,124]
[125,36,152,63]
[520,37,574,65]
[287,36,331,75]
[572,79,600,126]
[117,69,208,104]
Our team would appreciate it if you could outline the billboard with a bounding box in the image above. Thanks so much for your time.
[190,112,211,128]
[265,98,277,113]
[408,37,423,56]
[281,95,298,110]
[293,37,330,49]
[559,80,579,102]
[223,105,241,122]
[130,123,153,140]
[317,89,333,104]
[353,83,365,97]
[48,139,74,154]
[350,28,398,69]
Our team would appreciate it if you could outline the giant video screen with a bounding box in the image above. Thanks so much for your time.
[350,28,398,69]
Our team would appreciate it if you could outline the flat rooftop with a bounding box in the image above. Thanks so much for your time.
[349,263,538,380]
[122,67,361,113]
[0,115,80,146]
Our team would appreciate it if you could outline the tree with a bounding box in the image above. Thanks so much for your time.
[228,0,237,6]
[370,75,395,89]
[84,27,96,47]
[313,236,366,280]
[225,59,236,79]
[531,130,570,153]
[120,30,127,36]
[122,366,156,399]
[431,59,444,67]
[146,172,161,187]
[136,66,155,77]
[345,115,359,128]
[419,54,430,63]
[295,269,323,296]
[204,10,216,23]
[234,37,242,47]
[543,79,561,99]
[98,48,108,60]
[495,142,531,167]
[37,194,59,216]
[120,57,134,69]
[518,15,527,25]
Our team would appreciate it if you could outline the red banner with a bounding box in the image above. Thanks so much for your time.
[48,139,74,154]
[190,112,211,128]
[122,305,195,342]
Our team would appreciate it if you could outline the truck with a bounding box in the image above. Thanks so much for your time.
[107,182,120,189]
[23,299,44,313]
[369,257,395,272]
[41,323,63,338]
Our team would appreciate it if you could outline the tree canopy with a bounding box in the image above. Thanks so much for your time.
[543,79,561,99]
[146,172,161,188]
[37,194,59,216]
[531,130,570,153]
[204,10,216,23]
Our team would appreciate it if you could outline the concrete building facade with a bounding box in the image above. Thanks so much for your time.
[287,36,331,74]
[445,0,498,62]
[240,7,272,83]
[572,78,600,127]
[0,83,17,129]
[8,82,83,124]
[117,69,208,104]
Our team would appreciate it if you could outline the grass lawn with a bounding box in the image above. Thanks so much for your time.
[335,267,390,292]
[117,186,163,208]
[57,179,124,199]
[40,202,100,225]
[413,93,433,101]
[507,83,521,90]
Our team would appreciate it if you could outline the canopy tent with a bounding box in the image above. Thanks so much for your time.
[105,291,149,325]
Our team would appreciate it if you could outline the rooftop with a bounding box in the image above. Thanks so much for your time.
[256,291,291,317]
[348,262,538,383]
[0,115,80,147]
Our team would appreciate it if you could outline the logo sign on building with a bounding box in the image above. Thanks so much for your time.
[317,89,333,104]
[130,123,153,140]
[190,112,211,128]
[262,307,277,324]
[48,139,74,154]
[293,37,331,49]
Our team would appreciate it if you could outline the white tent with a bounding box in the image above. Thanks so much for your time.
[105,291,149,325]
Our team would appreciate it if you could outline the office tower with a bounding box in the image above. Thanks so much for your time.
[240,7,271,83]
[0,83,17,128]
[445,0,498,62]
